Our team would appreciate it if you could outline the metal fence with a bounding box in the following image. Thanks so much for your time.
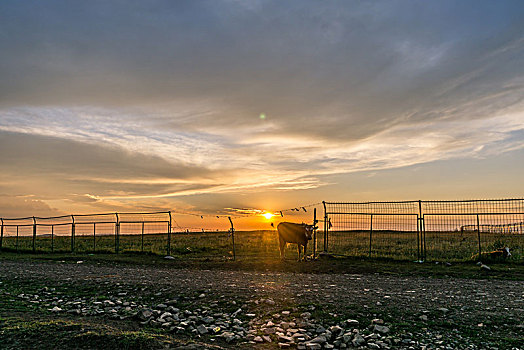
[322,199,524,262]
[0,211,235,259]
[2,199,523,262]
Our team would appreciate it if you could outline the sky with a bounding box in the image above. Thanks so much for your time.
[0,1,523,230]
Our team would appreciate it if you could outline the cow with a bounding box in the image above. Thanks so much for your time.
[277,222,317,261]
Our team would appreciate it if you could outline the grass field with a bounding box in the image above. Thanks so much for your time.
[1,229,522,262]
[327,230,523,262]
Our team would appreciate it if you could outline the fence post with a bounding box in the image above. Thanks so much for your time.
[71,215,75,253]
[93,223,96,252]
[167,211,172,256]
[369,214,373,258]
[51,225,54,253]
[32,216,37,253]
[115,213,120,254]
[141,222,145,252]
[323,201,328,252]
[0,218,3,251]
[423,216,426,260]
[418,200,426,260]
[313,208,317,258]
[16,225,19,252]
[476,214,481,261]
[228,217,236,261]
[416,215,420,261]
[420,215,427,261]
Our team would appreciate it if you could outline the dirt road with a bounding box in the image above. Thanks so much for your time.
[0,259,523,349]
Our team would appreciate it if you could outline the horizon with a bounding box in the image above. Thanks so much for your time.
[1,1,523,230]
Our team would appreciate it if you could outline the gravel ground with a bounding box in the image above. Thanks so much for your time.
[0,260,523,349]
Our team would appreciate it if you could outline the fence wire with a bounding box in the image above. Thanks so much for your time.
[324,199,524,262]
[2,200,522,262]
[0,211,235,259]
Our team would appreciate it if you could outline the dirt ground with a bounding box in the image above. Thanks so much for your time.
[0,258,523,349]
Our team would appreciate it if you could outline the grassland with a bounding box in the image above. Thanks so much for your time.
[0,318,166,350]
[327,230,523,262]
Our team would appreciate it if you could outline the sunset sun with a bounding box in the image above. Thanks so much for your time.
[262,212,274,220]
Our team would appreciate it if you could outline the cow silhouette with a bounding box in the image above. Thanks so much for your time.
[277,222,317,261]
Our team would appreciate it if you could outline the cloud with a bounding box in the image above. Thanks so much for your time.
[0,130,228,213]
[0,127,328,216]
[1,106,522,203]
[0,195,61,218]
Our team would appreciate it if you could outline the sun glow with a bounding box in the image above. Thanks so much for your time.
[262,212,274,220]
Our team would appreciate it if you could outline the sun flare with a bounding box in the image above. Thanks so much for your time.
[262,212,274,220]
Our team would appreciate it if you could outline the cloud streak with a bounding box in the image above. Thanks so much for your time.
[1,106,522,201]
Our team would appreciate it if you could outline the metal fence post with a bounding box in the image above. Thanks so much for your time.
[141,222,145,252]
[16,225,19,252]
[51,225,54,253]
[416,215,421,261]
[32,216,37,253]
[369,214,373,258]
[313,208,317,258]
[418,199,426,260]
[323,201,328,252]
[93,223,96,252]
[0,218,3,251]
[167,211,172,256]
[71,215,75,253]
[422,215,426,260]
[228,217,235,261]
[476,214,481,261]
[115,213,120,254]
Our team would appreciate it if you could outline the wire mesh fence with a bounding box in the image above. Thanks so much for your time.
[1,199,522,262]
[323,199,524,262]
[421,200,524,261]
[323,201,421,260]
[0,211,236,259]
[1,217,35,252]
[0,203,324,260]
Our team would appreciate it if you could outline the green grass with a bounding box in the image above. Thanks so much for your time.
[1,252,523,280]
[325,230,523,262]
[0,232,233,256]
[0,317,167,350]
